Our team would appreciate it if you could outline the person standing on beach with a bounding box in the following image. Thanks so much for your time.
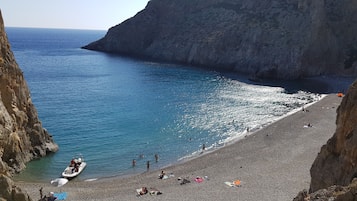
[146,161,150,171]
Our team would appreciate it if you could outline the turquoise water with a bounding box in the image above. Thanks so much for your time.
[6,27,320,182]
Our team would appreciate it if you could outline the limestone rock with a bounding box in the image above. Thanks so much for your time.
[294,178,357,201]
[0,10,58,175]
[309,79,357,192]
[0,174,32,201]
[83,0,357,79]
[0,9,59,201]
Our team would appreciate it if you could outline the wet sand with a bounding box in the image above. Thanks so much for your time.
[16,94,342,201]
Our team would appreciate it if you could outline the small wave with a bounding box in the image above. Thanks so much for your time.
[84,178,98,182]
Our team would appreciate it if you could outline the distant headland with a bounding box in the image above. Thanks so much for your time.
[83,0,357,80]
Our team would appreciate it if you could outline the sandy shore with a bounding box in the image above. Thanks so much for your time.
[16,94,342,201]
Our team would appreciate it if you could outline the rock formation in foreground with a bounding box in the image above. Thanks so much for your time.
[0,10,58,201]
[309,79,357,192]
[294,178,357,201]
[293,79,357,201]
[83,0,357,80]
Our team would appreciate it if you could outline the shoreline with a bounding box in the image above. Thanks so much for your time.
[176,94,325,163]
[13,93,323,184]
[16,93,343,201]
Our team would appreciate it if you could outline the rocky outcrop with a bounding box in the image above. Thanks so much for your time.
[83,0,357,80]
[0,9,58,201]
[0,8,58,201]
[0,10,58,175]
[309,79,357,193]
[291,79,357,200]
[0,174,31,201]
[294,178,357,201]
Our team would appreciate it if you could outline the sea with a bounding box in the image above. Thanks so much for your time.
[5,27,324,182]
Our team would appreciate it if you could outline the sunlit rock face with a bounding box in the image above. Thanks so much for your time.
[0,10,58,174]
[84,0,357,80]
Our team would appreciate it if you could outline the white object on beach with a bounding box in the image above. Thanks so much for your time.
[85,178,98,182]
[224,180,241,187]
[225,181,235,187]
[50,178,69,187]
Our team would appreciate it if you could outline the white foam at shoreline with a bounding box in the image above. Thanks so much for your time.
[84,178,98,182]
[178,93,325,162]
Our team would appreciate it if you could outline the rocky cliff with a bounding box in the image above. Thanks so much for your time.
[83,0,357,80]
[0,10,58,201]
[309,79,357,192]
[293,79,357,201]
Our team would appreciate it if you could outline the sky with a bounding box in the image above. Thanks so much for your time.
[1,0,150,30]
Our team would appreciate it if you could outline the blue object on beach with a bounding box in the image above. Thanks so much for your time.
[54,192,67,200]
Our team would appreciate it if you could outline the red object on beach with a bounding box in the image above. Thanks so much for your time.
[337,93,344,97]
[195,177,204,183]
[234,180,241,186]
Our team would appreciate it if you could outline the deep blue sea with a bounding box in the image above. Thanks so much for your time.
[6,27,321,182]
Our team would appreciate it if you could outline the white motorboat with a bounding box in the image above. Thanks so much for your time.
[61,155,87,178]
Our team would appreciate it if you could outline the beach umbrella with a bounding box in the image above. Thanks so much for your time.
[50,178,69,187]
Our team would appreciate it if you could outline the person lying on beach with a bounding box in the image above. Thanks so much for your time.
[149,187,162,195]
[136,187,148,196]
[304,123,313,128]
[194,176,204,183]
[178,177,191,185]
[46,192,57,201]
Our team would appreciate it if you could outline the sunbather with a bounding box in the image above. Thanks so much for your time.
[149,187,162,195]
[136,187,148,196]
[178,177,191,185]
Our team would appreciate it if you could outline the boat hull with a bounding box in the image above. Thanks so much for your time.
[61,162,87,178]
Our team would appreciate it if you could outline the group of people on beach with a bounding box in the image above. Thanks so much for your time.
[136,169,209,196]
[133,143,208,170]
[69,158,81,173]
[136,186,162,196]
[132,153,160,171]
[39,188,57,201]
[132,143,207,171]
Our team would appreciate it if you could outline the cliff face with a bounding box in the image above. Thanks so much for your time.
[292,79,357,201]
[83,0,357,79]
[294,178,357,201]
[309,79,357,193]
[0,11,58,175]
[0,9,58,201]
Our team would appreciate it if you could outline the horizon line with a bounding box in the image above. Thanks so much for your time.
[4,25,108,32]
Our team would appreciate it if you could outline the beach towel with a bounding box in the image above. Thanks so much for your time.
[225,180,241,187]
[53,192,67,200]
[194,177,204,183]
[136,189,142,196]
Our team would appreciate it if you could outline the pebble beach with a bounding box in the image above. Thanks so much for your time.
[16,94,342,201]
